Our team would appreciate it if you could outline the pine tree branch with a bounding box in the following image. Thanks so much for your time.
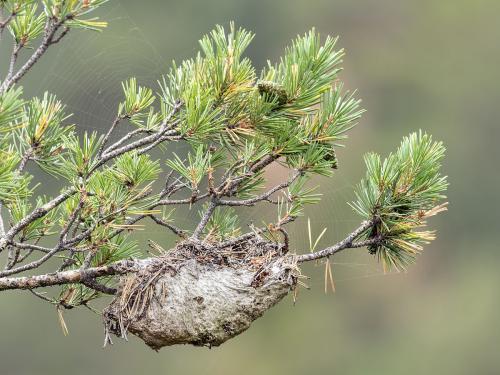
[296,219,380,263]
[0,219,380,292]
[192,199,218,239]
[0,259,139,291]
[0,104,184,256]
[0,11,16,39]
[0,16,70,94]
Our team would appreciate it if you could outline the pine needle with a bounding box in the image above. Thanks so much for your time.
[57,306,69,336]
[324,258,336,293]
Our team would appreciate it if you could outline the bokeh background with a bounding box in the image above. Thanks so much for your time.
[1,0,499,374]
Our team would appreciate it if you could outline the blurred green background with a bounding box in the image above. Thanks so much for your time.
[1,0,499,374]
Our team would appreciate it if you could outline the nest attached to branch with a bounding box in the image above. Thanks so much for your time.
[103,238,299,350]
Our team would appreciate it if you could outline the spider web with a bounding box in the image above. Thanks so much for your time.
[296,173,385,287]
[31,1,168,133]
[26,1,385,283]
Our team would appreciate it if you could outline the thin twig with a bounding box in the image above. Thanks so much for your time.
[8,242,51,254]
[192,199,218,239]
[0,188,77,252]
[149,215,187,238]
[97,115,123,158]
[80,271,117,295]
[219,170,300,206]
[0,203,5,237]
[104,128,151,154]
[0,11,16,39]
[4,42,22,85]
[16,147,33,173]
[156,193,209,206]
[0,17,69,94]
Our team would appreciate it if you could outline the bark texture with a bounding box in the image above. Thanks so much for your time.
[103,241,298,350]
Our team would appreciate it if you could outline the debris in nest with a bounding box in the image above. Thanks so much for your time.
[103,238,299,350]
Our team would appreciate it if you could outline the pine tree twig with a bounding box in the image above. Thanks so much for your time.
[219,154,278,196]
[156,193,210,206]
[218,209,295,249]
[5,244,20,270]
[16,249,35,264]
[5,42,22,85]
[0,188,77,253]
[0,12,15,29]
[148,215,187,238]
[102,100,182,157]
[219,231,260,248]
[97,115,124,158]
[29,289,56,304]
[81,248,96,270]
[192,199,218,239]
[0,17,69,94]
[276,226,290,253]
[95,130,178,170]
[103,128,152,155]
[16,147,33,173]
[0,203,5,237]
[0,243,64,277]
[137,132,183,155]
[0,11,16,39]
[51,26,70,44]
[219,170,300,206]
[8,242,51,254]
[80,276,117,295]
[58,193,86,243]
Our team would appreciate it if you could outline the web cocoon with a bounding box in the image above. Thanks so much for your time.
[103,241,298,350]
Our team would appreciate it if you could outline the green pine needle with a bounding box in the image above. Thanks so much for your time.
[350,131,448,272]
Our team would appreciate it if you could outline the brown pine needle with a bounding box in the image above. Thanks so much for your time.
[108,223,145,230]
[324,258,336,293]
[57,306,69,336]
